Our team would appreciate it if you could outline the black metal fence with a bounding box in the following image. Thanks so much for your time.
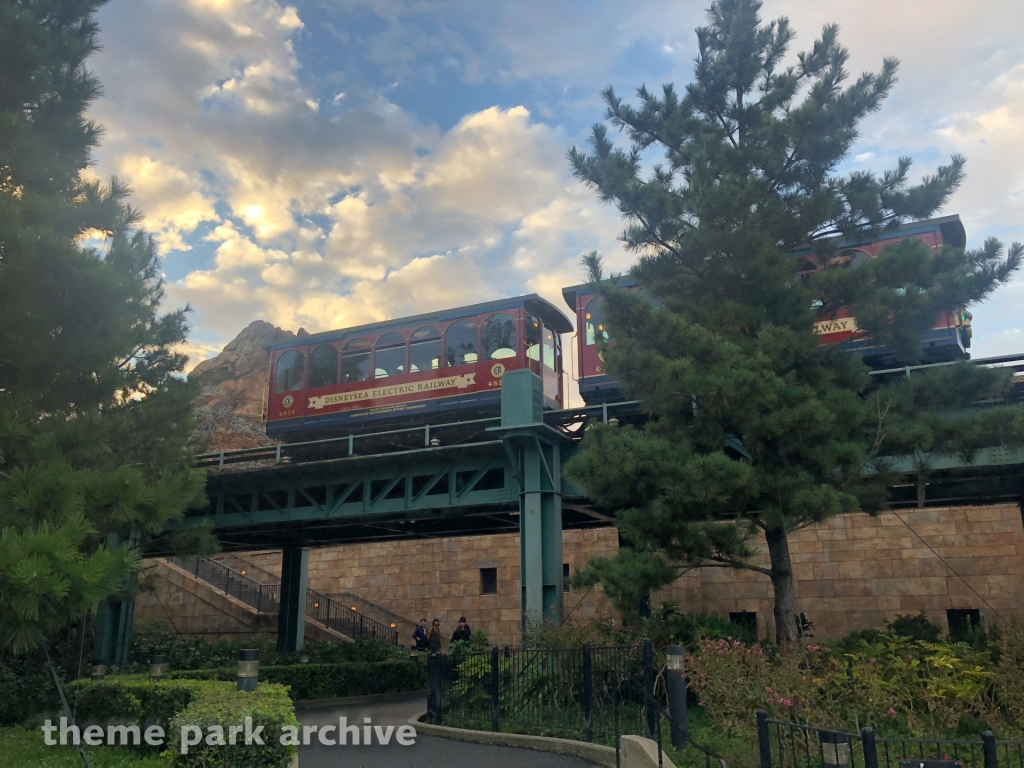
[168,555,280,613]
[166,556,399,644]
[757,711,1024,768]
[427,639,726,767]
[305,591,398,645]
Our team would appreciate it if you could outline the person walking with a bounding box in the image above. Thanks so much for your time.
[412,618,429,650]
[427,617,442,653]
[451,616,472,643]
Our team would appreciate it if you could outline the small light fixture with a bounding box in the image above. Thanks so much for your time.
[237,649,259,692]
[299,652,310,664]
[607,417,620,427]
[313,601,319,609]
[350,606,357,612]
[241,569,247,576]
[91,660,106,681]
[390,623,397,629]
[666,645,683,671]
[819,730,851,768]
[149,653,170,681]
[430,437,441,447]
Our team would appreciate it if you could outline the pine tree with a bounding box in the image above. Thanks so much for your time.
[564,0,1023,652]
[0,0,206,653]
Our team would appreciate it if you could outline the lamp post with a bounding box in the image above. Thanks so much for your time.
[237,649,259,692]
[820,730,851,768]
[149,654,170,681]
[665,644,688,747]
[90,659,106,681]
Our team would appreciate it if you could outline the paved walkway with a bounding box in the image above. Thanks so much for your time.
[296,695,601,767]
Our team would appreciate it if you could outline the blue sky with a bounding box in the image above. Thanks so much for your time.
[84,0,1024,371]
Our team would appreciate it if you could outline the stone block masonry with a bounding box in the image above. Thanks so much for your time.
[137,503,1024,647]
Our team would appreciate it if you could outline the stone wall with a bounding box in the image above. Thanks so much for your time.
[140,503,1024,646]
[237,528,620,648]
[669,503,1024,640]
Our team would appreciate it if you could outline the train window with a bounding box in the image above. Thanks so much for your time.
[308,344,338,388]
[584,297,609,345]
[409,326,441,372]
[542,326,556,370]
[445,320,478,367]
[481,313,517,360]
[275,349,305,392]
[525,314,542,362]
[375,332,406,378]
[341,337,372,383]
[828,249,870,269]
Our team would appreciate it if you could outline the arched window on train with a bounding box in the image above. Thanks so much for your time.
[481,313,517,360]
[584,297,609,345]
[409,326,441,372]
[541,326,556,371]
[275,349,305,392]
[375,332,406,378]
[525,314,542,363]
[308,344,338,388]
[445,320,477,367]
[831,248,870,269]
[341,337,371,383]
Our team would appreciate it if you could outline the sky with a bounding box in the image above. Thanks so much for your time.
[84,0,1024,372]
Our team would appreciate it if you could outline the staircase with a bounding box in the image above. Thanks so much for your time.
[167,555,399,645]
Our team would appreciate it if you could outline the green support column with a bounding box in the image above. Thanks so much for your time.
[94,533,138,669]
[277,546,309,654]
[499,370,564,631]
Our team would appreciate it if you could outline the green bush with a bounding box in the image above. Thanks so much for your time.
[130,623,405,671]
[168,659,426,701]
[886,612,942,642]
[69,676,298,767]
[167,683,297,768]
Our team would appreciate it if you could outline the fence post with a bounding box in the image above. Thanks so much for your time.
[643,637,656,740]
[860,727,878,768]
[757,709,772,768]
[665,644,687,748]
[583,642,593,743]
[490,646,500,733]
[427,653,441,724]
[982,731,997,768]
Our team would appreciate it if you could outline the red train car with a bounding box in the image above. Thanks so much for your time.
[563,215,973,405]
[265,295,572,440]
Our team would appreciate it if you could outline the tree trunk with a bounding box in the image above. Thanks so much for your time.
[765,526,799,654]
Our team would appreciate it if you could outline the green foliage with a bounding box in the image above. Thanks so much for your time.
[0,726,166,767]
[167,659,427,701]
[129,625,406,671]
[449,628,492,655]
[563,0,1023,652]
[167,683,297,768]
[0,0,208,653]
[886,612,942,642]
[70,676,298,767]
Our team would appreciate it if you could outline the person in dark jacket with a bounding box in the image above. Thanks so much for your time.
[451,616,472,643]
[412,618,429,650]
[427,618,442,653]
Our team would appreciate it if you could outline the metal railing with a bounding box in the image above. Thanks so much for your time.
[427,639,725,766]
[757,712,1024,768]
[167,555,280,613]
[305,590,398,645]
[166,555,398,645]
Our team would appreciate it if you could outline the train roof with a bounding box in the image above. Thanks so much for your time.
[561,275,639,312]
[562,215,965,311]
[789,214,966,257]
[268,293,573,352]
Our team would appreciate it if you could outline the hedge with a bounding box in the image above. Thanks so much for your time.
[167,659,426,701]
[68,676,298,768]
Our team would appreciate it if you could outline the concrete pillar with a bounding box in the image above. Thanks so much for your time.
[501,370,564,631]
[277,546,309,654]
